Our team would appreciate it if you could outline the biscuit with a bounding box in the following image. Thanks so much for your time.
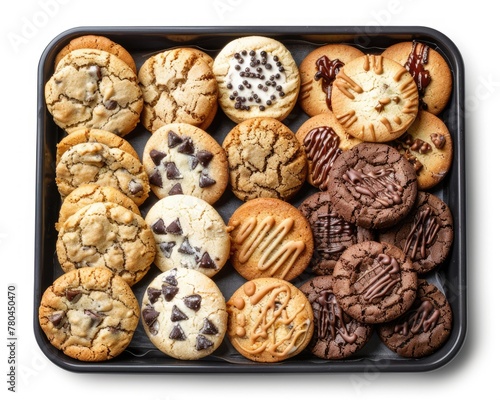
[56,202,156,286]
[55,141,150,206]
[332,241,418,324]
[38,267,140,361]
[298,44,365,116]
[222,117,307,202]
[227,197,313,281]
[138,48,218,132]
[381,41,453,115]
[330,54,419,142]
[327,142,418,229]
[213,36,300,123]
[295,113,362,190]
[299,275,373,359]
[141,268,227,360]
[45,48,143,137]
[144,195,230,278]
[377,279,453,358]
[226,277,314,362]
[142,123,229,205]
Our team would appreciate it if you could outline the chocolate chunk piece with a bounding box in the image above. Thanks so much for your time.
[178,237,195,254]
[151,218,167,234]
[150,149,166,165]
[159,241,176,258]
[166,218,183,235]
[171,305,189,321]
[196,335,214,350]
[165,162,182,179]
[199,172,216,188]
[168,183,183,195]
[177,138,195,154]
[168,130,183,148]
[149,169,163,188]
[147,287,162,304]
[196,150,214,167]
[200,318,219,335]
[169,323,187,340]
[84,309,103,324]
[48,311,65,327]
[162,284,179,301]
[142,305,160,332]
[65,289,82,302]
[183,294,202,311]
[198,252,217,269]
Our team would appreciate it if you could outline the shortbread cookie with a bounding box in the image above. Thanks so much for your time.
[332,241,418,324]
[330,54,419,142]
[227,197,313,281]
[295,113,362,190]
[379,191,454,275]
[226,277,314,362]
[381,41,453,115]
[223,117,307,201]
[389,110,453,190]
[213,36,300,123]
[141,268,227,360]
[298,191,374,275]
[327,142,418,229]
[45,48,143,136]
[377,279,453,358]
[298,44,365,116]
[299,275,373,359]
[142,123,229,205]
[55,141,150,206]
[38,267,140,362]
[138,48,218,132]
[144,195,230,278]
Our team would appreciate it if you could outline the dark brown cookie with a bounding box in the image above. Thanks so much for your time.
[377,279,453,358]
[332,241,418,324]
[299,275,373,360]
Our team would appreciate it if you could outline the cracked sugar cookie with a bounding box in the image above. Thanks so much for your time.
[45,48,143,137]
[38,267,140,362]
[141,268,227,360]
[145,195,230,278]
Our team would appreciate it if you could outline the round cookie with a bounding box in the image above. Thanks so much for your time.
[389,110,453,190]
[327,142,418,229]
[213,36,300,123]
[298,191,374,275]
[56,202,156,286]
[226,277,314,363]
[38,267,140,362]
[298,44,365,116]
[56,184,141,231]
[144,195,230,278]
[381,41,453,115]
[138,47,218,132]
[332,241,418,324]
[295,113,362,190]
[378,191,454,275]
[227,197,313,281]
[377,279,453,358]
[330,54,419,142]
[223,117,307,202]
[45,48,143,137]
[55,141,150,206]
[54,34,137,74]
[141,268,227,360]
[299,275,373,359]
[142,123,229,205]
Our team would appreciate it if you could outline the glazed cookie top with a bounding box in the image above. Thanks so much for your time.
[144,195,230,278]
[45,48,143,137]
[330,54,419,142]
[38,267,140,362]
[213,36,300,123]
[142,123,229,205]
[226,277,314,363]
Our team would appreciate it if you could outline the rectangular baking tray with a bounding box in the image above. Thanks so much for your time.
[34,26,466,373]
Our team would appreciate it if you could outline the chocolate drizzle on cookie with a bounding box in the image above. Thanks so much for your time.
[314,56,344,111]
[404,41,431,110]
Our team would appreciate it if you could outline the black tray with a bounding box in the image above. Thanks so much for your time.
[34,26,466,373]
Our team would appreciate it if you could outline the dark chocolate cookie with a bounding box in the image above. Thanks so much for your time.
[377,279,453,358]
[328,142,418,229]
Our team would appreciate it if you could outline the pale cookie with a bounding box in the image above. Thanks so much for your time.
[222,117,307,202]
[56,202,156,286]
[138,48,218,132]
[213,36,300,123]
[45,48,143,136]
[141,268,227,360]
[330,54,419,142]
[227,197,314,282]
[142,123,229,205]
[298,44,365,116]
[144,195,230,278]
[38,267,140,362]
[55,141,150,206]
[226,277,314,363]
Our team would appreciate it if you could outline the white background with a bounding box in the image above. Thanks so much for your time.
[1,0,497,398]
